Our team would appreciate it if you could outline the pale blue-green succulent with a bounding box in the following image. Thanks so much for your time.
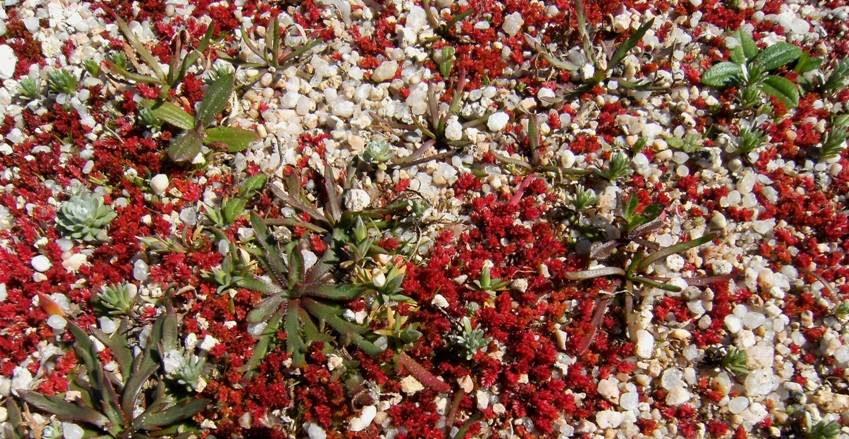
[56,192,117,242]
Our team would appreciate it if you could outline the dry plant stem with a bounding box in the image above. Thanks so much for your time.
[798,267,837,296]
[445,391,464,432]
[397,351,451,393]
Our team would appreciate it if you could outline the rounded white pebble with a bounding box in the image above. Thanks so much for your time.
[636,330,654,359]
[349,405,377,432]
[47,315,67,330]
[343,189,371,212]
[150,174,169,195]
[728,396,749,414]
[31,255,51,272]
[487,112,509,132]
[62,422,85,439]
[305,422,327,439]
[133,259,149,282]
[99,317,118,334]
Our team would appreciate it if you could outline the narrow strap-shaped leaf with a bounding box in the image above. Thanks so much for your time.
[302,298,367,335]
[248,294,285,324]
[397,352,451,393]
[222,197,247,224]
[350,332,384,356]
[203,127,260,152]
[132,398,210,432]
[739,31,758,61]
[267,16,281,68]
[759,75,800,108]
[249,212,289,285]
[701,62,743,87]
[280,38,324,66]
[103,61,162,85]
[324,163,342,224]
[196,73,234,127]
[18,391,111,430]
[114,15,166,81]
[91,321,133,384]
[149,101,195,130]
[287,245,305,289]
[160,294,180,353]
[629,275,682,292]
[636,233,716,272]
[754,42,802,71]
[307,284,364,301]
[562,266,626,280]
[270,183,327,224]
[300,308,332,344]
[241,306,286,375]
[120,352,159,422]
[264,217,328,234]
[285,299,306,365]
[609,17,655,70]
[167,130,204,162]
[444,8,473,31]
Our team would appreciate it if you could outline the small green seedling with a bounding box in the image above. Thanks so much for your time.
[106,15,214,99]
[722,346,750,377]
[595,152,633,181]
[817,114,849,160]
[146,73,260,162]
[735,126,769,156]
[702,29,802,108]
[47,68,79,95]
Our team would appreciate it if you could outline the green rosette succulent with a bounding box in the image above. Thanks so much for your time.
[56,192,117,242]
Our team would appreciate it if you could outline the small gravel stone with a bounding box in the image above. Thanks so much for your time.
[596,410,622,429]
[305,422,327,439]
[62,422,85,439]
[31,255,51,272]
[724,315,743,334]
[745,369,780,397]
[47,315,67,330]
[728,396,749,414]
[343,188,371,211]
[635,330,653,359]
[502,12,524,36]
[0,46,16,80]
[150,174,169,194]
[372,60,399,82]
[487,112,509,131]
[349,405,377,432]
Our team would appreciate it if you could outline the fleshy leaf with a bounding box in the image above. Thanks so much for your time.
[307,284,363,301]
[239,174,267,198]
[247,294,285,324]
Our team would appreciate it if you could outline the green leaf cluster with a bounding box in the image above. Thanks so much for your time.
[146,73,260,162]
[106,15,214,99]
[16,312,209,439]
[702,30,803,108]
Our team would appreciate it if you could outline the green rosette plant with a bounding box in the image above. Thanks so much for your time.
[56,192,117,242]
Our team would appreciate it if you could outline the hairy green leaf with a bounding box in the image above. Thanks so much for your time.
[754,42,802,71]
[204,127,260,152]
[132,399,209,431]
[308,284,364,301]
[239,174,267,198]
[759,75,800,108]
[167,130,204,162]
[702,62,744,87]
[148,101,195,130]
[247,294,285,324]
[196,73,234,127]
[18,392,111,430]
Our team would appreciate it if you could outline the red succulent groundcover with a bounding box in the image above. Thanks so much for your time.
[0,0,848,438]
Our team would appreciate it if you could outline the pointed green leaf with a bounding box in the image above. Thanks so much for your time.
[242,307,285,376]
[167,130,204,162]
[636,233,716,272]
[300,308,332,344]
[629,275,683,292]
[302,298,366,335]
[204,127,260,152]
[287,245,305,289]
[609,18,654,69]
[250,212,289,284]
[734,30,758,62]
[196,73,234,127]
[795,52,823,73]
[114,15,166,81]
[120,353,159,422]
[324,163,342,224]
[104,61,161,85]
[350,332,384,356]
[91,320,133,383]
[280,38,324,66]
[285,299,306,364]
[18,392,111,429]
[702,62,744,87]
[239,174,267,198]
[132,398,209,431]
[149,101,195,130]
[759,75,800,108]
[307,284,363,301]
[223,198,247,224]
[248,294,285,324]
[754,42,802,71]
